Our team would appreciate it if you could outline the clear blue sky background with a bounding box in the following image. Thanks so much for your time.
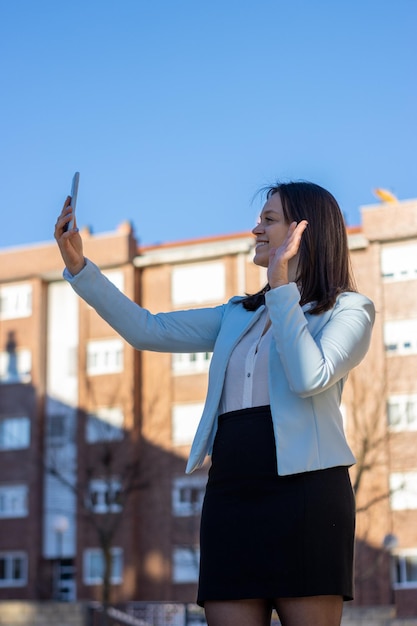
[1,0,416,250]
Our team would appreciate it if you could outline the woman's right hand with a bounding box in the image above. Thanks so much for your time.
[54,196,86,275]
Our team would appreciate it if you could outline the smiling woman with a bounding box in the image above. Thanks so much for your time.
[54,179,375,626]
[244,181,356,315]
[252,192,303,284]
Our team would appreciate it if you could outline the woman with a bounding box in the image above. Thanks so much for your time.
[55,181,375,626]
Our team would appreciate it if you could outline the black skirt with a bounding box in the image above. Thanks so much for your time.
[197,406,355,605]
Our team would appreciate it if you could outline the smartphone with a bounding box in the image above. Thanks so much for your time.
[64,171,80,232]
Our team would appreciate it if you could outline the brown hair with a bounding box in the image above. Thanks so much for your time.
[242,181,357,314]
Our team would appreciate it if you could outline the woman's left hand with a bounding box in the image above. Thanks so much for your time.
[267,220,308,288]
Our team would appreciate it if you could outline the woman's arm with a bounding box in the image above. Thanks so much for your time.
[66,260,224,353]
[54,197,224,353]
[266,283,375,397]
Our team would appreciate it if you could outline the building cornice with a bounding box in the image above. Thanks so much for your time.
[134,236,254,267]
[348,232,369,250]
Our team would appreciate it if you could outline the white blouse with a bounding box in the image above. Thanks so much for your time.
[218,309,272,414]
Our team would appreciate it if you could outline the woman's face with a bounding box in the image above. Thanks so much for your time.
[252,192,291,268]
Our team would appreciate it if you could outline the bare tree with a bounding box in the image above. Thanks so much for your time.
[343,349,413,604]
[346,363,390,507]
[45,408,149,616]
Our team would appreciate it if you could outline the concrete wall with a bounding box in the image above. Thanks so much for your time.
[0,602,87,626]
[342,606,417,626]
[1,602,417,626]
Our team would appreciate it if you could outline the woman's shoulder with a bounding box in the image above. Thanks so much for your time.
[334,290,375,320]
[336,290,374,306]
[222,295,264,321]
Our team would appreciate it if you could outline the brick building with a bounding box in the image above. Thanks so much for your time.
[346,198,417,617]
[0,196,416,616]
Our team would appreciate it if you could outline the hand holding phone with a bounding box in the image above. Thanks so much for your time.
[64,171,80,232]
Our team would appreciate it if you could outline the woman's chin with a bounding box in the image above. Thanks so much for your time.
[253,251,269,268]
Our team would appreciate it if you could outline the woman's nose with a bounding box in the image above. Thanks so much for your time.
[252,221,263,235]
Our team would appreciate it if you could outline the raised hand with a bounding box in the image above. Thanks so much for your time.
[54,196,86,276]
[267,220,308,288]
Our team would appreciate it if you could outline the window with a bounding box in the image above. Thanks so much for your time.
[384,320,417,355]
[87,479,122,514]
[0,348,31,383]
[46,413,75,446]
[0,284,32,320]
[381,244,417,281]
[390,472,417,510]
[86,407,124,443]
[102,271,124,293]
[47,415,66,441]
[393,551,417,588]
[172,476,206,516]
[86,339,124,375]
[0,417,30,450]
[172,352,212,375]
[172,547,200,583]
[0,485,28,518]
[388,395,417,431]
[83,547,123,584]
[0,552,27,587]
[172,403,204,446]
[171,262,225,305]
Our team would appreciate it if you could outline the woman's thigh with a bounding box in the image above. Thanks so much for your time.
[204,599,272,626]
[274,595,343,626]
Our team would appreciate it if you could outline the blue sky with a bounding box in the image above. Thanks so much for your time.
[1,0,416,250]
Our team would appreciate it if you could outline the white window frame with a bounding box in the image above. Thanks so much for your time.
[83,547,123,585]
[0,284,32,320]
[387,395,417,431]
[0,485,28,518]
[171,403,204,446]
[172,476,206,516]
[390,471,417,510]
[172,546,200,583]
[171,262,225,306]
[102,270,125,293]
[0,348,32,383]
[0,552,27,587]
[393,549,417,589]
[381,244,417,282]
[86,407,124,443]
[86,339,124,376]
[87,478,122,514]
[172,352,212,375]
[0,417,30,450]
[384,320,417,355]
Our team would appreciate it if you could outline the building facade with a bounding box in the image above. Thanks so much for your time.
[346,198,417,617]
[0,198,416,616]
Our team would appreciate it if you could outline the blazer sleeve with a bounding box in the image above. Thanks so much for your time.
[64,259,225,353]
[265,283,375,397]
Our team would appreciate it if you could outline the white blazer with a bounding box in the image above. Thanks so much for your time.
[65,260,375,476]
